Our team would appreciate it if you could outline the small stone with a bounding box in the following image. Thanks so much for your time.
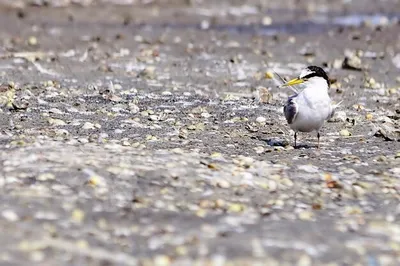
[340,129,352,136]
[175,246,188,256]
[122,140,130,146]
[268,180,278,192]
[373,125,397,141]
[254,146,265,154]
[256,116,266,123]
[329,110,347,122]
[128,102,140,114]
[37,173,55,181]
[139,66,155,79]
[149,115,159,121]
[256,87,272,103]
[154,255,171,266]
[71,209,85,224]
[200,20,210,30]
[78,138,89,144]
[82,122,95,130]
[298,211,314,221]
[228,203,244,212]
[48,118,66,126]
[236,68,246,81]
[298,164,319,173]
[332,59,343,69]
[28,36,38,46]
[297,254,312,266]
[2,210,19,222]
[30,251,44,262]
[262,16,273,25]
[196,209,207,217]
[264,71,274,79]
[392,53,400,68]
[86,174,106,188]
[49,108,63,114]
[215,199,225,208]
[343,54,363,71]
[282,178,294,187]
[344,206,363,215]
[216,179,231,189]
[54,129,70,137]
[365,113,373,120]
[134,35,144,42]
[352,184,366,196]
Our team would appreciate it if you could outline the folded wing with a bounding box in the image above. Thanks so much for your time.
[284,96,298,124]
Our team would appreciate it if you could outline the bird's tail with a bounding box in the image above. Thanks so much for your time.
[332,100,343,109]
[328,100,343,120]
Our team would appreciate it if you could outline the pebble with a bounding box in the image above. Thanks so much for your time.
[256,87,272,103]
[2,210,19,222]
[216,179,231,189]
[54,129,70,137]
[154,255,171,266]
[254,146,265,154]
[48,118,66,126]
[30,251,44,262]
[264,71,274,79]
[149,115,159,121]
[228,203,244,212]
[256,116,266,123]
[297,254,312,266]
[268,180,278,192]
[71,209,85,224]
[200,20,210,30]
[365,113,373,120]
[236,68,246,81]
[49,108,63,114]
[298,164,319,173]
[342,53,363,71]
[262,16,273,25]
[329,110,347,122]
[128,102,140,114]
[392,53,400,68]
[37,173,56,181]
[28,36,38,46]
[82,122,96,130]
[340,129,352,136]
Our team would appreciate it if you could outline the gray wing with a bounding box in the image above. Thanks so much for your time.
[283,96,298,124]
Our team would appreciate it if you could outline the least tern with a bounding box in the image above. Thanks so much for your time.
[282,66,334,148]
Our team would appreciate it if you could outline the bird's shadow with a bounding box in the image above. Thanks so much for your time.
[254,136,319,149]
[293,143,317,149]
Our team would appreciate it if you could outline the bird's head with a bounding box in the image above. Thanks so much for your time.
[281,66,330,88]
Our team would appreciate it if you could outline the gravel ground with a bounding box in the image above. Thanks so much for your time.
[0,0,399,265]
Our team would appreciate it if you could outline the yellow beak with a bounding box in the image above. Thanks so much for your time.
[282,78,304,87]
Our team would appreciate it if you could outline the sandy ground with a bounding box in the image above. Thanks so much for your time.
[0,0,399,265]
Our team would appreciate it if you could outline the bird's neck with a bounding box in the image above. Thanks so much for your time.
[303,78,329,93]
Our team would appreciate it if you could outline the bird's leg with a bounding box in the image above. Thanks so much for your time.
[317,132,320,149]
[294,132,297,148]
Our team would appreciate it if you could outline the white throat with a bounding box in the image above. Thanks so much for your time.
[303,77,329,91]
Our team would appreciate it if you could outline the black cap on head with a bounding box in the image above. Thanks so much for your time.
[302,66,330,86]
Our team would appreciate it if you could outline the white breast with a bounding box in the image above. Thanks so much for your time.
[289,78,332,132]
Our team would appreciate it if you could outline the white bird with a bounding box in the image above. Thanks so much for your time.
[281,66,336,148]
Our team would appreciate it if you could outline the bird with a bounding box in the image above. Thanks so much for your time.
[281,66,336,148]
